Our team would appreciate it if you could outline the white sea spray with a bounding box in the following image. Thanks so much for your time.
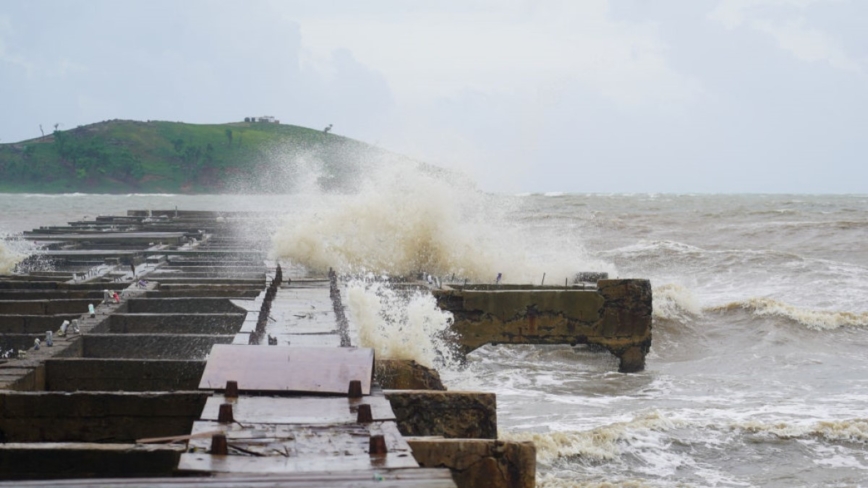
[345,278,459,369]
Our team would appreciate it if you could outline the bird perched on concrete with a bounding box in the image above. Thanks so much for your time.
[58,320,70,337]
[33,338,40,351]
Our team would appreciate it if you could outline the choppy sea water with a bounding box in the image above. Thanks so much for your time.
[2,191,867,487]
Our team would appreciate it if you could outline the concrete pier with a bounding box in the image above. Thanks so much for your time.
[0,208,650,486]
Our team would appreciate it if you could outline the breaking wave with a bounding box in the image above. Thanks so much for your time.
[502,411,680,463]
[0,240,23,274]
[736,418,868,444]
[271,158,613,283]
[345,278,459,369]
[707,298,868,330]
[652,284,701,321]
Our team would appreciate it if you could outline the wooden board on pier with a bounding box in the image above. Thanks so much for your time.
[199,345,374,395]
[0,469,457,486]
[180,420,417,474]
[200,395,396,424]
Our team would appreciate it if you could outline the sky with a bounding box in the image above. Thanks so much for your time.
[0,0,866,194]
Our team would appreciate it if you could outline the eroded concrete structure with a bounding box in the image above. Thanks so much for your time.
[0,209,537,488]
[435,279,653,372]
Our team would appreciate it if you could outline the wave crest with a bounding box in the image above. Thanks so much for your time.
[707,298,868,330]
[345,279,459,369]
[501,411,678,463]
[735,418,868,443]
[652,284,701,321]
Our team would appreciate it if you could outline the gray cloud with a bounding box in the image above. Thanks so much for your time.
[0,0,865,193]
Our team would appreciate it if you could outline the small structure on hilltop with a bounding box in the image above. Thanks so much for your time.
[245,116,279,124]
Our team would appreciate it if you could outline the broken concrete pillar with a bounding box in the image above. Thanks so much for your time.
[375,359,446,390]
[435,279,653,372]
[408,438,535,488]
[385,390,496,439]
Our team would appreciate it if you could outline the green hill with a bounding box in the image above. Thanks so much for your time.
[0,119,384,193]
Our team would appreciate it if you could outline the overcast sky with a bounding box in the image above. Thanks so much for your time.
[1,0,866,193]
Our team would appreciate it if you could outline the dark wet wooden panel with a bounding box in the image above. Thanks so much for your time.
[178,451,419,475]
[187,421,412,457]
[199,345,374,395]
[199,395,396,424]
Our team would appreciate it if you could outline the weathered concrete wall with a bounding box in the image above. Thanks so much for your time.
[145,289,260,298]
[0,314,82,333]
[385,390,497,439]
[0,391,208,442]
[408,439,535,488]
[0,364,45,391]
[101,313,245,334]
[124,298,247,314]
[44,359,205,391]
[0,282,125,291]
[0,333,45,352]
[0,291,105,300]
[375,359,446,391]
[82,334,234,359]
[435,279,652,372]
[0,300,94,315]
[0,443,183,479]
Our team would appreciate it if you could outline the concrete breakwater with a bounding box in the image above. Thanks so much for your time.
[435,280,653,373]
[0,209,651,487]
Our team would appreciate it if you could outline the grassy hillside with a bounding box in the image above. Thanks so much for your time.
[0,120,381,193]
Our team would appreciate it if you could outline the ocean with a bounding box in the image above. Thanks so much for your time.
[1,185,867,486]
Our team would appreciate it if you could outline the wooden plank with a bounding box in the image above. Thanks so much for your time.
[0,469,456,487]
[199,345,374,395]
[187,421,413,459]
[199,395,396,424]
[137,429,226,444]
[178,451,418,474]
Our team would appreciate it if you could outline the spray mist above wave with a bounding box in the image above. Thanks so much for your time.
[707,298,868,330]
[270,151,613,283]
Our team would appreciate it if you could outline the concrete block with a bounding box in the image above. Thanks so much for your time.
[385,390,496,439]
[408,439,535,488]
[375,360,446,391]
[435,279,653,372]
[44,359,205,392]
[0,443,183,480]
[105,314,245,334]
[0,391,208,442]
[82,334,234,359]
[126,298,248,314]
